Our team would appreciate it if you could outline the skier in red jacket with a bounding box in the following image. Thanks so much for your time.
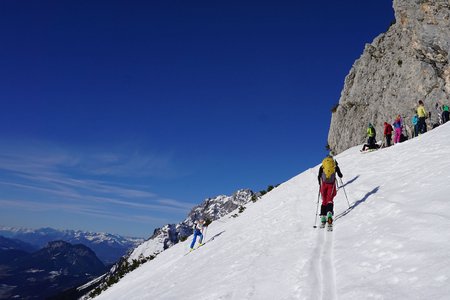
[383,122,393,147]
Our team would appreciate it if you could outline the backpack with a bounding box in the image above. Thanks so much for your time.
[321,157,336,183]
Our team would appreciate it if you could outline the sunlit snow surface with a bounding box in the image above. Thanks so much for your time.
[95,124,450,300]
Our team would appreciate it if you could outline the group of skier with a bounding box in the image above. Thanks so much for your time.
[318,99,449,231]
[361,100,449,151]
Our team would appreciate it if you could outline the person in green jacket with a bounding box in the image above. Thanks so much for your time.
[442,104,449,123]
[361,123,377,151]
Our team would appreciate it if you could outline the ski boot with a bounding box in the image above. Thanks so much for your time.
[326,211,333,224]
[326,212,333,231]
[320,215,326,228]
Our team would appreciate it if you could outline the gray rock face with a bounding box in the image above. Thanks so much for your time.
[328,0,450,154]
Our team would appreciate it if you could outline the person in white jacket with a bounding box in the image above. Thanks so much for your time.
[190,219,206,250]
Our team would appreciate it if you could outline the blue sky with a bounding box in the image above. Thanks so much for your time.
[0,1,394,237]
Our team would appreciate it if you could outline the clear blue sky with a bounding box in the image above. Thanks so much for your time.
[0,0,394,237]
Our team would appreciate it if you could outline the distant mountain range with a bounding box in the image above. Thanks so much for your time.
[0,226,144,265]
[0,188,265,299]
[0,238,107,299]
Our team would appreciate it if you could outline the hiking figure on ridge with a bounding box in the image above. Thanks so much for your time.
[393,115,402,144]
[190,218,206,251]
[317,154,343,229]
[361,123,378,151]
[383,122,393,147]
[442,104,449,123]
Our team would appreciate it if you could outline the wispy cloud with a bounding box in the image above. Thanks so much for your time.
[0,141,181,179]
[0,180,191,214]
[0,140,196,231]
[0,199,172,225]
[81,151,178,178]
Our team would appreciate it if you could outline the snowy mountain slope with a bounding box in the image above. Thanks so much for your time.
[80,190,256,297]
[94,124,450,300]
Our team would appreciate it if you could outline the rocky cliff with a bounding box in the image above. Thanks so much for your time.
[328,0,450,153]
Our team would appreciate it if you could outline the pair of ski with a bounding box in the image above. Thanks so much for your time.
[185,243,205,256]
[319,222,333,231]
[360,148,378,154]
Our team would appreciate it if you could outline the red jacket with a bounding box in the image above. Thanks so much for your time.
[384,123,393,135]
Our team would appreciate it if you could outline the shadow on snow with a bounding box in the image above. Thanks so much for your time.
[335,186,380,221]
[205,230,225,244]
[338,175,360,189]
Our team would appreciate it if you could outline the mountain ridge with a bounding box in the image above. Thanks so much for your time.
[0,240,107,300]
[0,226,144,265]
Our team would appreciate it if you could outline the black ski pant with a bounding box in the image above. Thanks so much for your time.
[320,203,334,217]
[443,111,449,123]
[418,117,427,134]
[385,134,392,147]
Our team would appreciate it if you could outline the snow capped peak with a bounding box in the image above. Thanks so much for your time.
[185,188,255,223]
[93,123,450,300]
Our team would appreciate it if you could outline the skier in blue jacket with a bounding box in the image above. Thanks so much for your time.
[190,219,206,250]
[412,114,419,138]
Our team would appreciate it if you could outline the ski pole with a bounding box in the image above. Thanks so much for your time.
[339,177,351,208]
[313,188,321,228]
[202,226,207,243]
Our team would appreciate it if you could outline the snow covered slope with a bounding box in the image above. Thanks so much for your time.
[94,124,450,300]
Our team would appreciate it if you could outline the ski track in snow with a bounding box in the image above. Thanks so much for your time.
[303,227,336,300]
[322,230,336,300]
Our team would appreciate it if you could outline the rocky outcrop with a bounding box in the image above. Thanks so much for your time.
[127,189,255,261]
[328,0,450,154]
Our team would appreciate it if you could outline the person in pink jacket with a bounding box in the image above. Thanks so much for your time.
[393,115,402,144]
